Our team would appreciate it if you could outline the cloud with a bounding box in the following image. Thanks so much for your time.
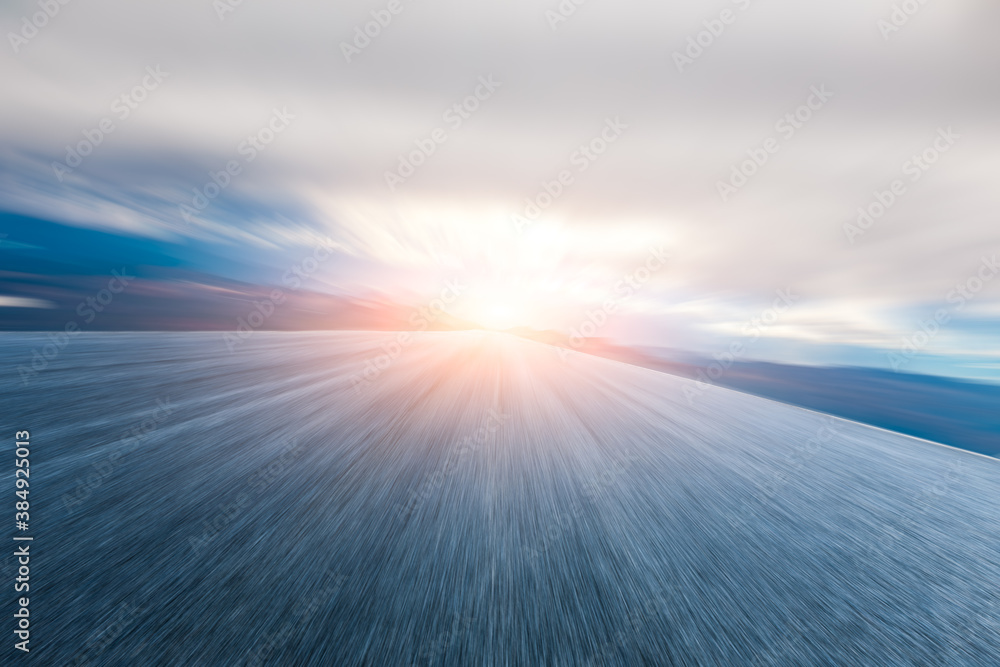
[1,0,997,372]
[0,296,56,309]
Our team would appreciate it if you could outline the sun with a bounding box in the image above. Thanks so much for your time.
[456,284,545,331]
[476,302,518,330]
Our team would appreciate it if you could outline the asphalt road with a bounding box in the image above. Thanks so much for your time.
[1,331,998,665]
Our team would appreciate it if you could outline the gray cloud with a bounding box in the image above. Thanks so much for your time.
[2,0,998,367]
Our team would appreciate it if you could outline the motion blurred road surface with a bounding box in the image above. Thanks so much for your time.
[1,331,998,665]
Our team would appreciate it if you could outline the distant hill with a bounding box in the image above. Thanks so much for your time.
[571,340,1000,458]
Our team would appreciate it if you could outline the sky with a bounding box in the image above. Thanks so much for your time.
[1,0,999,380]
